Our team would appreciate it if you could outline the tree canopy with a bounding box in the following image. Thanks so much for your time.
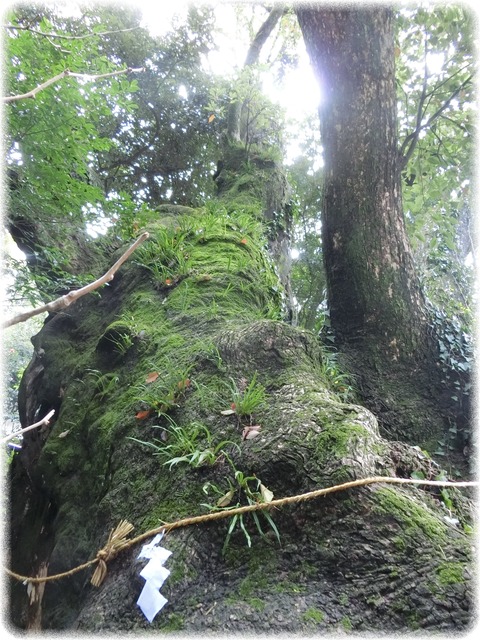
[3,3,474,320]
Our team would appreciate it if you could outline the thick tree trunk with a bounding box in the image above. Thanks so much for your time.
[296,7,427,357]
[8,155,474,633]
[295,7,467,448]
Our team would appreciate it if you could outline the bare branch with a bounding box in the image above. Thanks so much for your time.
[2,24,140,40]
[1,410,55,445]
[398,31,429,170]
[3,66,144,104]
[3,232,149,329]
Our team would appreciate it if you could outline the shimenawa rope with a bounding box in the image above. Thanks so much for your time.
[5,475,476,587]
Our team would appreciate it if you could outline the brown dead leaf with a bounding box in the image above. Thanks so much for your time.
[145,372,159,384]
[135,409,151,420]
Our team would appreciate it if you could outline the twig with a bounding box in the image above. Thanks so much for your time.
[3,66,144,103]
[3,232,149,328]
[398,31,429,170]
[2,24,140,40]
[1,410,55,445]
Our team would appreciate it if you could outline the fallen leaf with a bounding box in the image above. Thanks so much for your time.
[178,378,191,390]
[165,278,172,286]
[260,483,274,503]
[220,409,236,416]
[240,238,247,245]
[135,409,151,420]
[231,403,236,410]
[57,429,71,439]
[242,425,261,440]
[208,113,215,123]
[145,371,159,384]
[217,489,235,507]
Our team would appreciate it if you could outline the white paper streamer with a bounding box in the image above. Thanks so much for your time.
[137,581,168,623]
[136,532,171,622]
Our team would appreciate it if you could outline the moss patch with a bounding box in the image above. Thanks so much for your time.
[302,608,325,624]
[374,487,449,547]
[436,561,465,586]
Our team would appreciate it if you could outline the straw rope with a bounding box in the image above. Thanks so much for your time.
[5,475,476,587]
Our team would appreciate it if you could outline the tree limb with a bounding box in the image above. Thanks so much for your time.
[3,232,149,328]
[1,409,55,445]
[3,66,144,103]
[227,5,285,141]
[398,53,473,172]
[2,24,141,40]
[398,31,429,170]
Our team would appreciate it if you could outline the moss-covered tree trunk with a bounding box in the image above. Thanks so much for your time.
[295,6,461,447]
[8,143,474,633]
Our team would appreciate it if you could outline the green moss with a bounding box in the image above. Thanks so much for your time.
[274,581,307,594]
[96,320,135,356]
[436,561,465,585]
[374,487,449,546]
[238,572,269,597]
[247,597,266,611]
[302,608,325,624]
[160,612,185,631]
[392,535,406,551]
[341,616,353,631]
[314,421,373,465]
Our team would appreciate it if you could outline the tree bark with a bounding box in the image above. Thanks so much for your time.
[294,6,470,448]
[296,7,428,358]
[6,8,474,633]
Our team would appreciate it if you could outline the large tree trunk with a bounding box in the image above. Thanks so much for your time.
[296,7,426,355]
[8,148,474,633]
[295,6,466,449]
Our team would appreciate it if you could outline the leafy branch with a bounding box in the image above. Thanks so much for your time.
[2,66,144,103]
[3,232,149,328]
[227,5,285,141]
[398,42,473,171]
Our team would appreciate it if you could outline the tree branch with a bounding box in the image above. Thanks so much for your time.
[2,66,144,103]
[227,5,285,141]
[2,24,140,40]
[1,410,55,445]
[398,31,429,170]
[398,36,473,172]
[3,232,149,328]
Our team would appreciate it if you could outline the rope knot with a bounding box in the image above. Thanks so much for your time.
[91,520,134,587]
